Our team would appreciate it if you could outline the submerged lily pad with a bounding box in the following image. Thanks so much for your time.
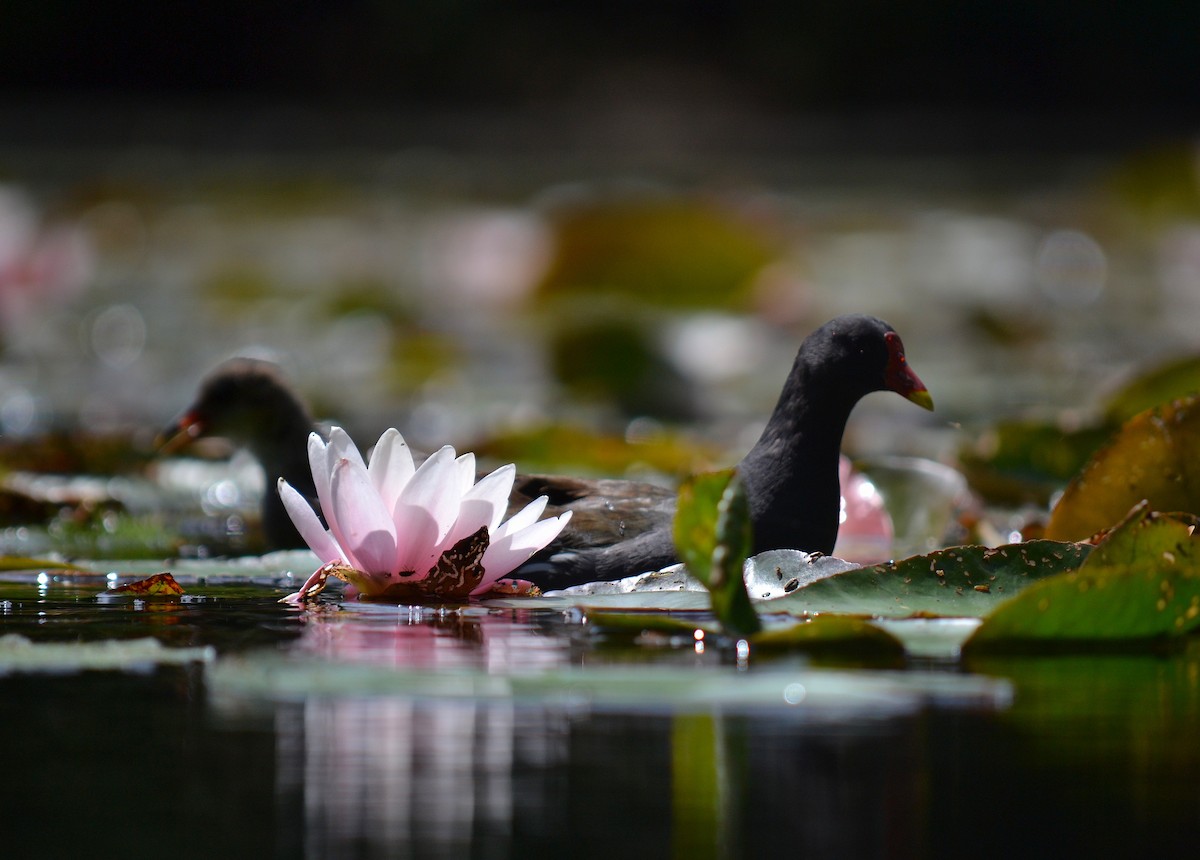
[208,654,1011,716]
[770,540,1090,619]
[0,634,214,675]
[1046,394,1200,542]
[968,508,1200,647]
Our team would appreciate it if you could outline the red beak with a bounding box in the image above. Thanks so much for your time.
[157,411,205,455]
[883,331,934,410]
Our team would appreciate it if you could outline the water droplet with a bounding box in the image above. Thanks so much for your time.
[782,683,807,705]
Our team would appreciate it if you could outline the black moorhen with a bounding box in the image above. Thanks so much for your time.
[159,358,320,550]
[518,314,933,588]
[159,358,673,553]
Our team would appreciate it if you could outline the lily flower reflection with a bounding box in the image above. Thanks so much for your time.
[280,428,572,602]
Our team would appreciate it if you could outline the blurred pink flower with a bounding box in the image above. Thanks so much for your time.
[0,187,91,328]
[281,427,571,601]
[834,456,894,563]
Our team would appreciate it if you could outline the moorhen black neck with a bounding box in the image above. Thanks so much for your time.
[519,314,933,587]
[160,358,319,549]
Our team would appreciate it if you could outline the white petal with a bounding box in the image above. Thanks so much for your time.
[469,464,516,533]
[367,428,415,511]
[440,463,516,549]
[307,432,334,532]
[493,494,548,542]
[477,511,572,592]
[330,457,397,575]
[278,478,343,564]
[454,452,476,496]
[326,426,366,474]
[397,445,463,545]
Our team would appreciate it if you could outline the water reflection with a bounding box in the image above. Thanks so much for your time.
[261,607,947,857]
[278,699,534,858]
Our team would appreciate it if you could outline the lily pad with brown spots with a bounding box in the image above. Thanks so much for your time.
[770,540,1090,619]
[967,506,1200,647]
[1046,394,1200,542]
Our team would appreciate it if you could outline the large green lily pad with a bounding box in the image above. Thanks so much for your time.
[967,508,1200,647]
[1046,394,1200,541]
[770,540,1090,619]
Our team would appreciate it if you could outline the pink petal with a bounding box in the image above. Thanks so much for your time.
[397,445,463,546]
[367,429,415,511]
[325,426,366,475]
[330,457,397,574]
[278,478,343,564]
[392,503,441,577]
[477,511,572,592]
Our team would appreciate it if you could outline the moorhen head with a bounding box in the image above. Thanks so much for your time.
[160,358,320,549]
[519,314,933,588]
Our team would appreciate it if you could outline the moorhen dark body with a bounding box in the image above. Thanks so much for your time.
[518,314,933,587]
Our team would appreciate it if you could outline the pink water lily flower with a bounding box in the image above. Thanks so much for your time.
[280,427,572,602]
[833,455,894,564]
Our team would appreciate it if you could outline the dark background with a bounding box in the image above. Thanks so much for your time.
[2,1,1197,152]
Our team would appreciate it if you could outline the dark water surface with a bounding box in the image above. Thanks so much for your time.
[3,576,1200,859]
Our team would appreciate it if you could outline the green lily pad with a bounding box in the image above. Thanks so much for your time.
[1046,394,1200,541]
[0,555,86,572]
[537,198,774,309]
[749,615,905,657]
[673,469,761,636]
[771,540,1090,619]
[582,608,905,660]
[967,508,1200,648]
[1103,354,1200,425]
[208,653,1012,715]
[0,634,214,675]
[959,418,1113,505]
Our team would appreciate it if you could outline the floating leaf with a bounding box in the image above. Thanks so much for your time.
[209,654,1012,714]
[673,469,761,636]
[582,609,904,660]
[0,556,86,572]
[967,508,1200,647]
[0,634,213,675]
[958,418,1112,505]
[750,615,905,658]
[771,541,1090,619]
[100,572,185,598]
[1046,394,1200,541]
[1103,353,1200,425]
